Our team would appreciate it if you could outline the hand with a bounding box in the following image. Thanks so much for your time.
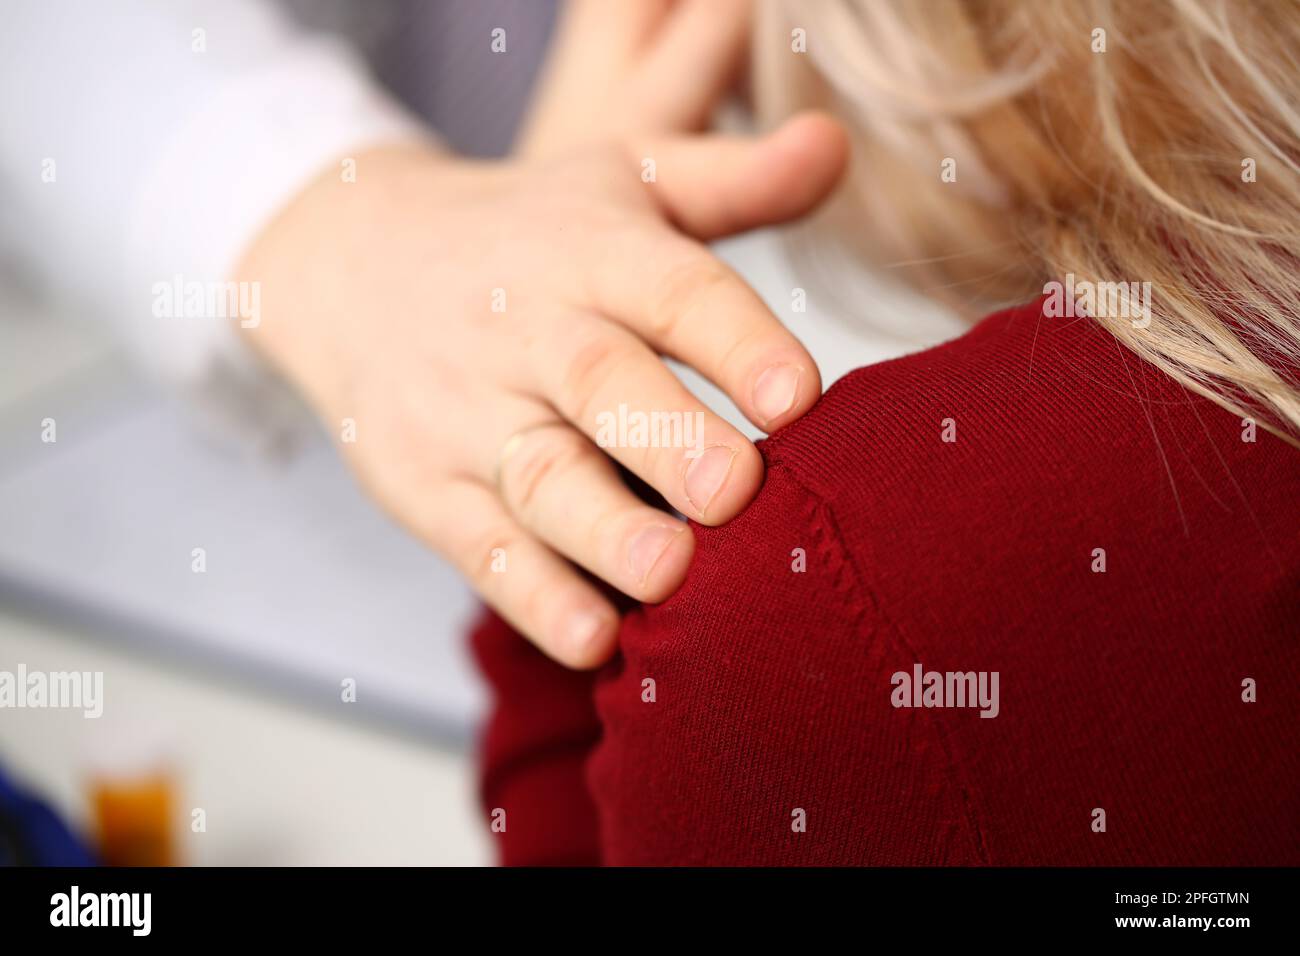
[234,4,847,669]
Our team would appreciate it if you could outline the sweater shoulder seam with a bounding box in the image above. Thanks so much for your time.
[767,458,993,865]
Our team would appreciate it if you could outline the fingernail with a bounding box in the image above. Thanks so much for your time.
[628,524,682,586]
[753,363,802,426]
[566,609,608,655]
[683,445,737,518]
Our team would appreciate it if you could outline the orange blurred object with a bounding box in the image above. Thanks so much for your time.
[90,772,176,867]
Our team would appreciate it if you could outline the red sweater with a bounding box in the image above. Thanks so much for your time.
[472,299,1300,866]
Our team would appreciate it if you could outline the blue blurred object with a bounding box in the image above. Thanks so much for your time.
[0,763,96,866]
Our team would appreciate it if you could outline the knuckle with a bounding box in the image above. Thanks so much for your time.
[586,501,629,560]
[516,578,556,634]
[561,335,638,427]
[714,321,768,383]
[634,439,678,492]
[467,527,522,590]
[650,256,732,341]
[501,427,590,516]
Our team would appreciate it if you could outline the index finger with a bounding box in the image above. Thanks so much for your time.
[586,234,822,432]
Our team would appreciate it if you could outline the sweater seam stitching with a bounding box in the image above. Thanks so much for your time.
[768,459,993,865]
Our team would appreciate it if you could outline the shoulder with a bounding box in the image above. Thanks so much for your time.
[590,448,983,863]
[765,298,1161,503]
[762,297,1299,560]
[589,299,1300,865]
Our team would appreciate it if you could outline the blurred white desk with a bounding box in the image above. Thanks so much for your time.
[0,279,494,863]
[0,287,487,744]
[0,382,487,742]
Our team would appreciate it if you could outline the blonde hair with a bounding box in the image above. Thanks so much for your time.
[757,0,1300,441]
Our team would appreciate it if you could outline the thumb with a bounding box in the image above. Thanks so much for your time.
[639,112,850,241]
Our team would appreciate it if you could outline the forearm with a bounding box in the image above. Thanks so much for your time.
[0,0,424,396]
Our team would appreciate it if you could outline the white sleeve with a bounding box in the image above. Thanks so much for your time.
[0,0,429,442]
